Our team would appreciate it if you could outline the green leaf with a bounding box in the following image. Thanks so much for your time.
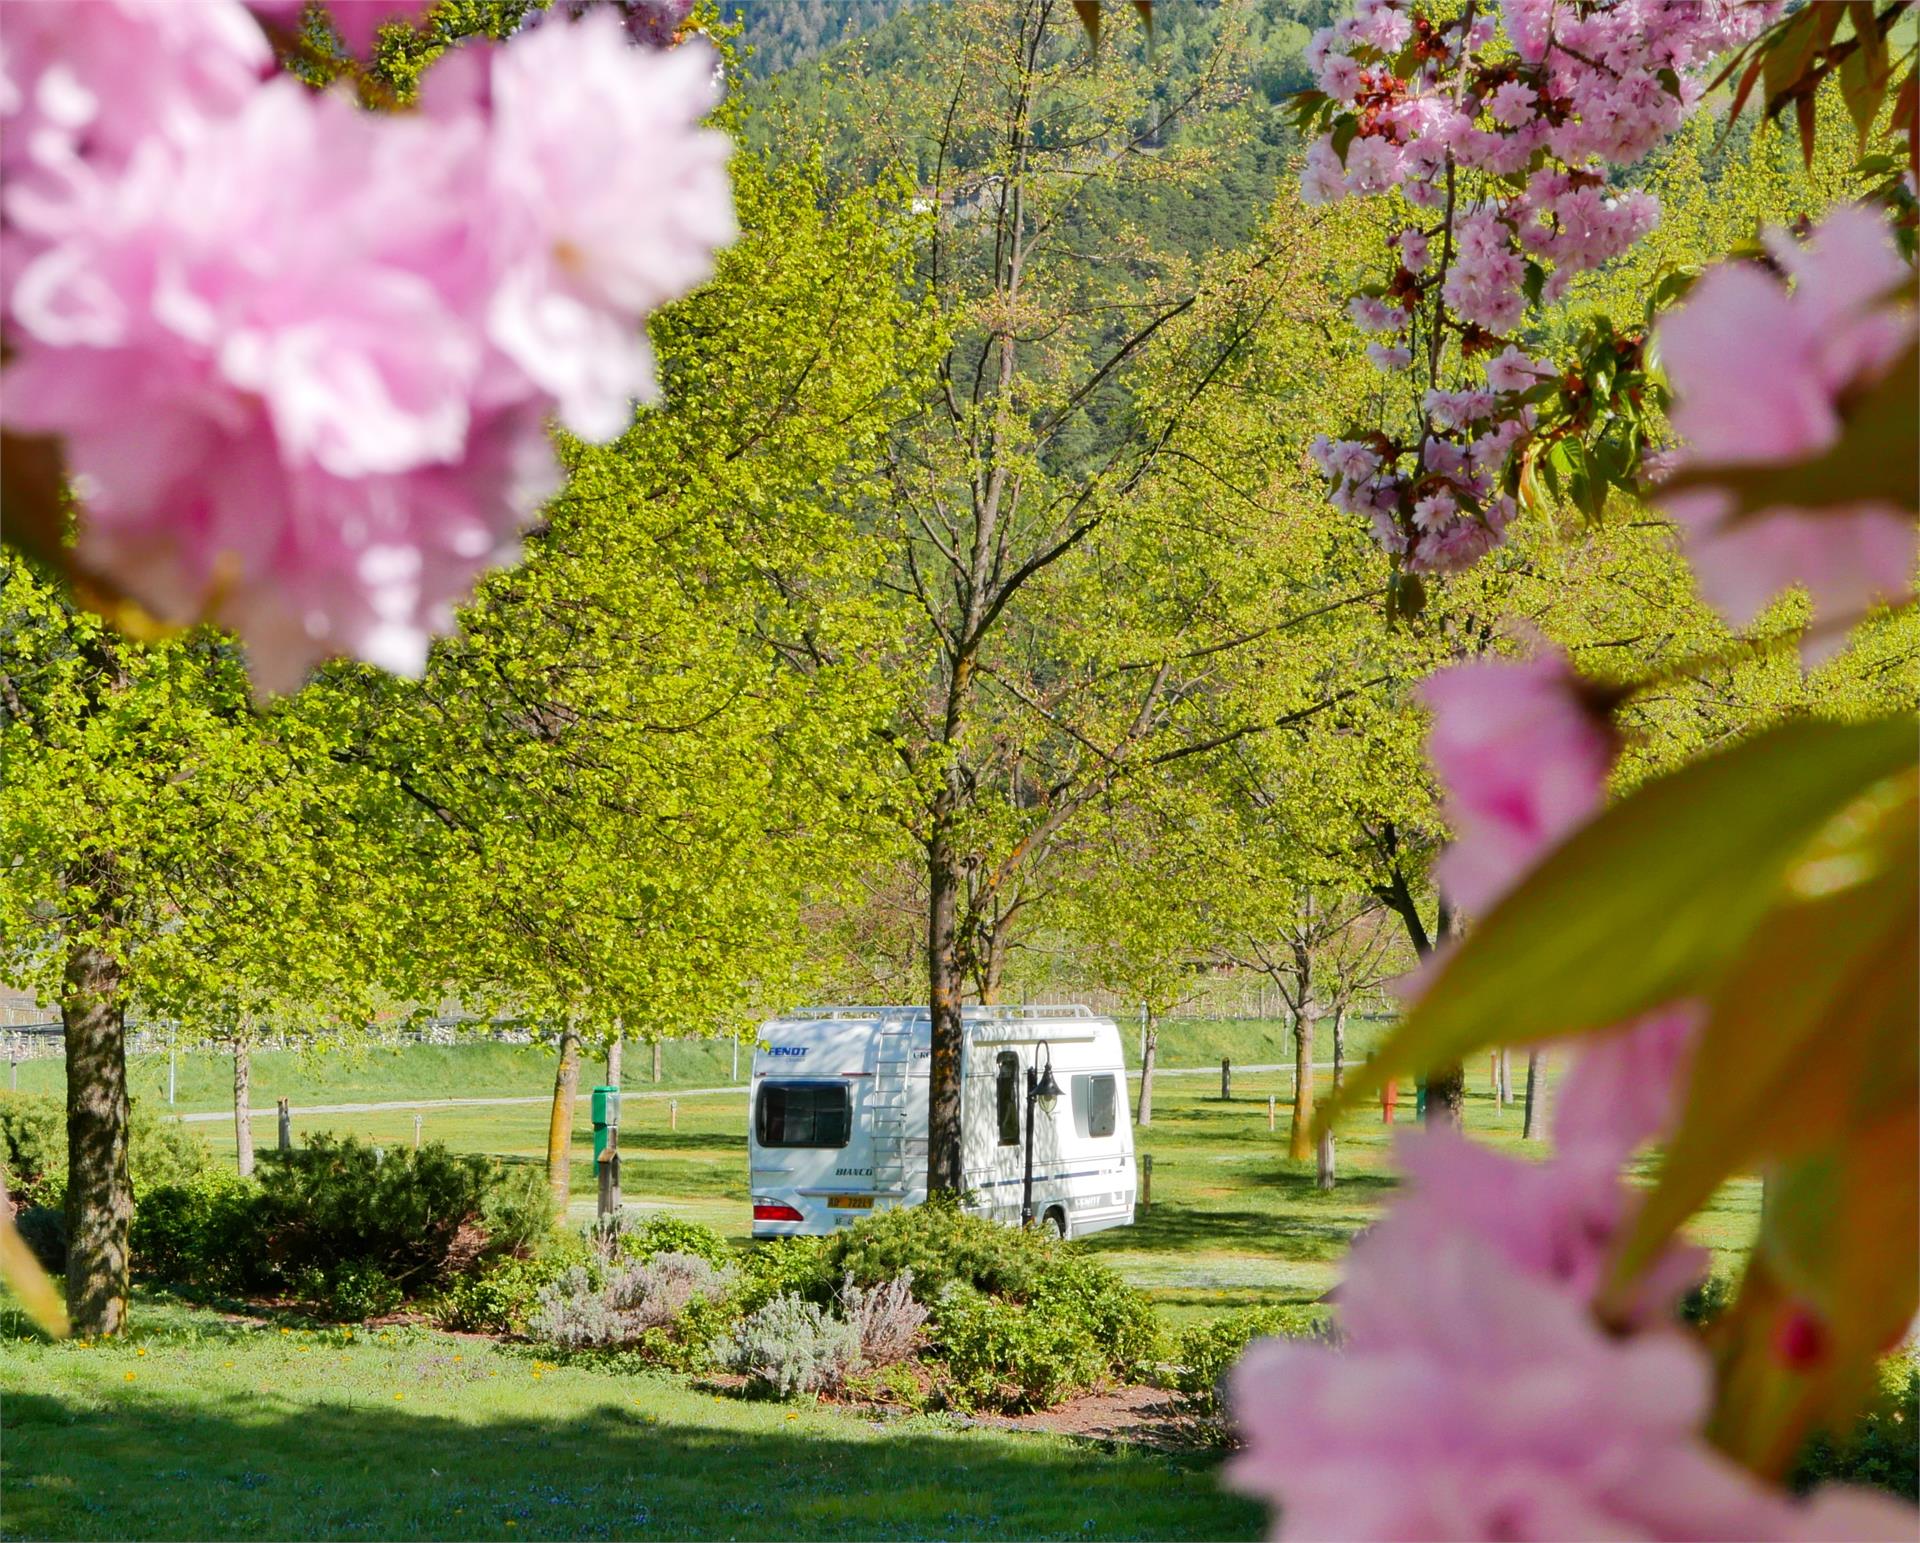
[1330,115,1359,166]
[1655,340,1920,521]
[1317,715,1919,1130]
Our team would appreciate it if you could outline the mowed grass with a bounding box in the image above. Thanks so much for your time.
[3,1301,1264,1542]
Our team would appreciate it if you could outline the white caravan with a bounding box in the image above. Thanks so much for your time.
[748,1004,1137,1240]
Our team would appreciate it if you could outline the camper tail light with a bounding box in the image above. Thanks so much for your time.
[753,1201,804,1223]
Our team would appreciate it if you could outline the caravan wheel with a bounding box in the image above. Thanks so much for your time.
[1041,1207,1068,1240]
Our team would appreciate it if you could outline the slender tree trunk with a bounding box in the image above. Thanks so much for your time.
[1289,1003,1318,1159]
[1316,1126,1336,1190]
[547,1022,581,1212]
[233,1034,254,1178]
[63,941,131,1338]
[606,1033,622,1087]
[1423,902,1464,1128]
[926,827,966,1193]
[1498,1046,1513,1105]
[650,1038,661,1084]
[1288,945,1317,1160]
[1522,1048,1547,1139]
[1135,1019,1157,1126]
[1332,1000,1348,1088]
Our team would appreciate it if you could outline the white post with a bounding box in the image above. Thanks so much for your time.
[168,1038,176,1106]
[731,1037,739,1082]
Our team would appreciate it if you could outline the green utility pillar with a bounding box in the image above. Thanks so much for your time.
[592,1085,622,1218]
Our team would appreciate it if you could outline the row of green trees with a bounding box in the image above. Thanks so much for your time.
[4,0,1914,1336]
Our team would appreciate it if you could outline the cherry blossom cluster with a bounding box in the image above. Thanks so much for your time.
[1654,203,1917,650]
[0,0,731,691]
[1229,650,1919,1541]
[1299,0,1773,575]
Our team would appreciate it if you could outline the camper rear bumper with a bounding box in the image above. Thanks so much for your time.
[751,1190,913,1238]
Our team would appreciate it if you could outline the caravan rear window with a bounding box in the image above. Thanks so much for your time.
[756,1081,851,1148]
[1072,1074,1118,1139]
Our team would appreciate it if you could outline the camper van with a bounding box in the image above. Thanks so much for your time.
[747,1004,1136,1240]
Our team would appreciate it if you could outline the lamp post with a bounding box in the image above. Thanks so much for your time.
[1020,1047,1064,1228]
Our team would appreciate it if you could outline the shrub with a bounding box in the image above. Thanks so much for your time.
[737,1235,830,1312]
[724,1292,862,1398]
[254,1134,493,1293]
[529,1251,736,1354]
[130,1169,263,1292]
[839,1270,928,1367]
[434,1255,573,1335]
[1790,1353,1920,1502]
[1679,1274,1736,1328]
[1172,1305,1335,1423]
[933,1285,1110,1412]
[617,1213,733,1268]
[819,1197,1055,1305]
[0,1094,63,1208]
[479,1164,555,1260]
[297,1261,404,1322]
[1028,1252,1162,1378]
[14,1204,65,1273]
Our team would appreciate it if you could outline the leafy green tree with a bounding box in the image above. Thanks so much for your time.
[0,560,405,1334]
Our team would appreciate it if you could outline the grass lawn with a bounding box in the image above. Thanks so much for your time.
[2,1301,1264,1542]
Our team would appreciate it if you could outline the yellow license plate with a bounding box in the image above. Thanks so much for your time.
[826,1195,874,1210]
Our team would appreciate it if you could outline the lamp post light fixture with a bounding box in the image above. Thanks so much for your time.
[1021,1045,1064,1229]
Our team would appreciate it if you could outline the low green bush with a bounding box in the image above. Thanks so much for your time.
[1791,1353,1919,1502]
[819,1197,1057,1304]
[1172,1304,1335,1421]
[933,1285,1111,1412]
[479,1164,556,1259]
[130,1168,263,1292]
[14,1204,65,1272]
[723,1291,862,1398]
[0,1094,64,1208]
[0,1092,210,1211]
[295,1261,405,1322]
[737,1236,830,1312]
[1027,1251,1162,1378]
[434,1254,574,1335]
[254,1134,495,1294]
[615,1213,733,1268]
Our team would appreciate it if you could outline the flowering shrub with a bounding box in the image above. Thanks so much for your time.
[0,1,735,690]
[528,1251,736,1353]
[838,1270,929,1368]
[722,1291,863,1398]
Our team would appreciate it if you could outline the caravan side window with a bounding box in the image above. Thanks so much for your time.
[756,1082,850,1148]
[995,1052,1020,1145]
[1072,1074,1118,1139]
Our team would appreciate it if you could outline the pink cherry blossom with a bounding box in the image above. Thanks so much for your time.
[1485,342,1550,393]
[1655,204,1917,635]
[1397,226,1429,273]
[1489,79,1537,126]
[1420,650,1618,916]
[1553,1004,1701,1164]
[1228,1214,1902,1542]
[1,6,736,690]
[1366,341,1411,372]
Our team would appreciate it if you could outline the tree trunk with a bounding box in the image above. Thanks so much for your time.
[1332,1000,1348,1088]
[1289,1004,1318,1159]
[926,829,966,1193]
[233,1035,254,1178]
[606,1034,623,1087]
[63,941,131,1338]
[1423,902,1464,1128]
[1316,1126,1336,1190]
[1500,1046,1513,1105]
[547,1023,581,1212]
[1135,1020,1157,1126]
[1522,1048,1547,1139]
[1424,1061,1465,1128]
[1288,945,1317,1160]
[650,1038,661,1084]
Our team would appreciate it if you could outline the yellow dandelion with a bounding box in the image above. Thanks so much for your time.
[135,1347,148,1357]
[279,1327,290,1335]
[222,1361,236,1369]
[786,1411,798,1421]
[124,1371,137,1382]
[452,1354,462,1362]
[394,1392,405,1401]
